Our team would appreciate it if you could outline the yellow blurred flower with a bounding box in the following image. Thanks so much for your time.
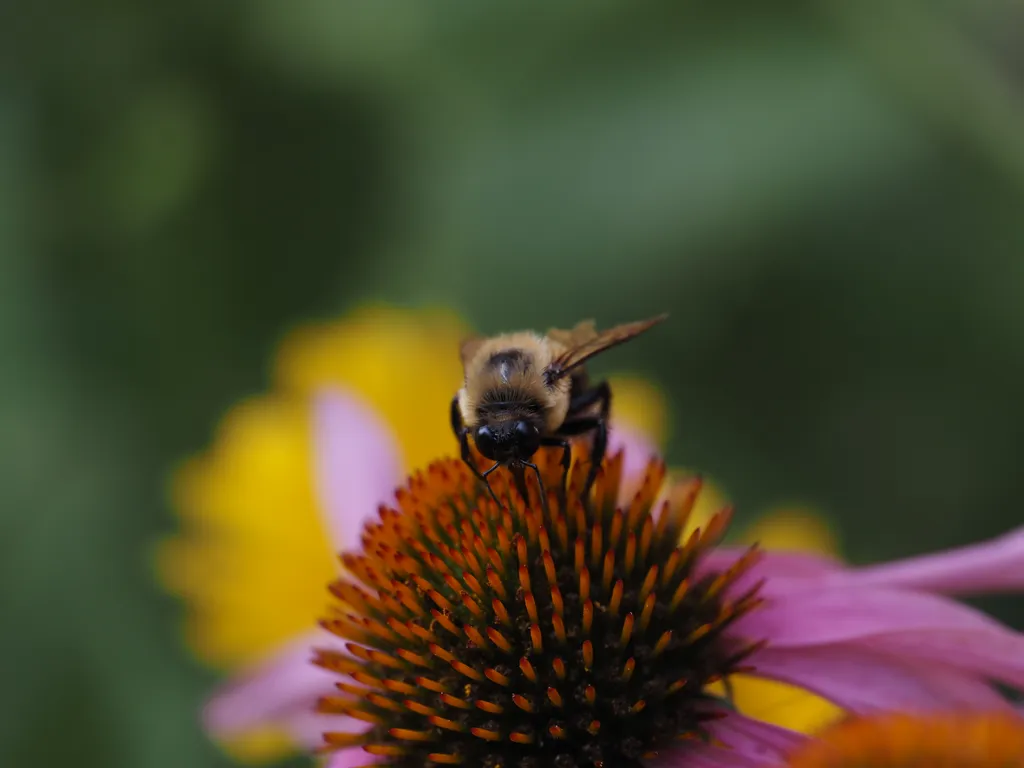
[160,305,468,671]
[156,303,842,761]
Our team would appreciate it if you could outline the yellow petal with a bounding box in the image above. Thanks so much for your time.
[728,675,845,735]
[606,375,669,447]
[740,505,840,555]
[158,305,471,668]
[273,303,467,473]
[155,396,336,667]
[220,727,296,763]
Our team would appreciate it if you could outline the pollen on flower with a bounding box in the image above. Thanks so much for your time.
[315,447,765,768]
[784,711,1024,768]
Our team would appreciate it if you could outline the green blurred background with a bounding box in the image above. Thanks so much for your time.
[3,2,1024,766]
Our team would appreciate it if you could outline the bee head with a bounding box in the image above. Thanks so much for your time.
[474,419,541,463]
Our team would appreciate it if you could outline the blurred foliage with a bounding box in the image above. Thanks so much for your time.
[3,1,1024,766]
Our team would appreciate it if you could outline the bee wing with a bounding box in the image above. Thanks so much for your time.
[544,313,668,383]
[546,319,598,348]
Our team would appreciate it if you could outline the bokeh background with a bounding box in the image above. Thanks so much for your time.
[4,3,1024,767]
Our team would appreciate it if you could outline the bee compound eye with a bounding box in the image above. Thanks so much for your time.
[474,425,497,459]
[514,420,541,457]
[514,420,537,438]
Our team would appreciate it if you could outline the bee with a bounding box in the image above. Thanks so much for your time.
[450,314,668,504]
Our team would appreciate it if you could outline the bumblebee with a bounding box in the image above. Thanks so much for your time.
[451,314,667,503]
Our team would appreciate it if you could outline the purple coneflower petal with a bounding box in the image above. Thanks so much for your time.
[659,712,803,767]
[749,644,1011,713]
[737,587,1017,648]
[699,548,842,598]
[608,421,658,485]
[864,630,1024,689]
[708,711,804,760]
[326,749,380,768]
[829,526,1024,596]
[313,388,403,554]
[204,630,364,747]
[736,587,1024,694]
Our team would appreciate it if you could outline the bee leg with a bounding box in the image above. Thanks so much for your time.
[567,379,612,419]
[451,395,501,507]
[582,418,607,503]
[560,381,611,503]
[584,381,611,501]
[540,437,572,499]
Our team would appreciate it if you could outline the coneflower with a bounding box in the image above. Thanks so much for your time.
[317,450,757,767]
[188,387,839,761]
[309,402,1024,768]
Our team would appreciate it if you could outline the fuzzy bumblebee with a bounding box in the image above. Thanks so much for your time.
[315,448,764,768]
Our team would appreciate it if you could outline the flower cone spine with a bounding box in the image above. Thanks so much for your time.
[316,449,764,768]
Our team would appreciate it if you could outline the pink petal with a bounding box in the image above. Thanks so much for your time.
[749,644,1012,713]
[313,388,403,554]
[827,526,1024,596]
[326,749,380,768]
[864,630,1024,689]
[699,548,843,598]
[203,630,364,749]
[655,712,802,767]
[608,420,658,486]
[734,586,1015,648]
[733,587,1024,690]
[706,712,804,762]
[701,548,843,579]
